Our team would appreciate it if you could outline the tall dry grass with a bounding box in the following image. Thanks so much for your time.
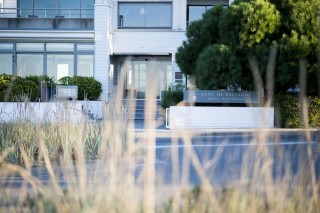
[0,53,319,212]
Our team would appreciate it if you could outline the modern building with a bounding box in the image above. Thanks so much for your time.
[0,0,231,101]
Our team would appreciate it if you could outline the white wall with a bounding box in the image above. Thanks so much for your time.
[94,0,111,101]
[172,0,187,31]
[112,31,185,55]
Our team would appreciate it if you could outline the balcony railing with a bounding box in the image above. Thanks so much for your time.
[0,8,94,19]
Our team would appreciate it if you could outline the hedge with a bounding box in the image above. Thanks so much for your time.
[275,93,320,128]
[0,74,39,102]
[161,83,184,109]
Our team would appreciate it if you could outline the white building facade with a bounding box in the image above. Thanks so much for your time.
[0,0,231,101]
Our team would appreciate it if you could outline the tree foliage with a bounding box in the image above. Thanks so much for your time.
[176,0,320,95]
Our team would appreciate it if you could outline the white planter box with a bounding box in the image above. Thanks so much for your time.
[166,106,274,129]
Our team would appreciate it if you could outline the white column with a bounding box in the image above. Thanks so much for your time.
[172,0,187,31]
[94,0,110,101]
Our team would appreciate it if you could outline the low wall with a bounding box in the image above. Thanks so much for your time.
[0,101,104,122]
[166,106,274,129]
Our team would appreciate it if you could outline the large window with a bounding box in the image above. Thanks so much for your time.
[187,5,213,24]
[16,43,44,51]
[47,55,74,82]
[47,43,74,52]
[118,2,172,28]
[0,43,14,75]
[18,0,94,18]
[187,5,228,25]
[34,0,56,18]
[0,54,13,75]
[17,54,44,77]
[0,42,94,82]
[77,55,94,77]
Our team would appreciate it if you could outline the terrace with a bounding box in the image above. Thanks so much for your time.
[0,7,94,30]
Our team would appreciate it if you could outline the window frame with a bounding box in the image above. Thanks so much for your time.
[118,2,173,29]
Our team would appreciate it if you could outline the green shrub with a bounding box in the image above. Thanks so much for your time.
[161,83,184,109]
[0,74,39,102]
[59,76,102,100]
[274,93,320,128]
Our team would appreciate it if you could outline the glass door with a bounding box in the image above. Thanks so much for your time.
[118,56,172,99]
[126,61,147,99]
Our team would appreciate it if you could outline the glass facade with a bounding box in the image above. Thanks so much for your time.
[77,55,94,77]
[118,3,172,28]
[77,43,94,51]
[16,43,44,51]
[0,43,14,51]
[0,42,94,82]
[187,5,213,24]
[0,54,13,75]
[118,57,172,99]
[18,0,94,18]
[34,0,56,18]
[46,43,74,52]
[47,55,74,82]
[81,0,94,18]
[17,54,43,77]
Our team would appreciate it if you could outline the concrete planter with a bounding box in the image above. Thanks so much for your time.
[0,101,104,122]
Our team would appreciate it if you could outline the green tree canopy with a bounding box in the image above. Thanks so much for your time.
[176,0,320,95]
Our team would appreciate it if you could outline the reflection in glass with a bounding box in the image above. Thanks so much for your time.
[0,43,14,51]
[59,0,80,18]
[77,43,94,51]
[34,0,56,18]
[46,43,74,52]
[119,3,172,28]
[16,43,44,51]
[47,55,74,82]
[17,54,43,76]
[77,55,94,77]
[188,6,206,23]
[18,0,32,18]
[160,61,172,92]
[146,4,171,27]
[119,3,145,28]
[0,54,13,75]
[81,0,94,18]
[122,57,172,99]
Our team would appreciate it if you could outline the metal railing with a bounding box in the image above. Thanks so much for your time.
[0,8,94,19]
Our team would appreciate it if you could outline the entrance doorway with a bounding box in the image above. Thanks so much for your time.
[117,56,172,99]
